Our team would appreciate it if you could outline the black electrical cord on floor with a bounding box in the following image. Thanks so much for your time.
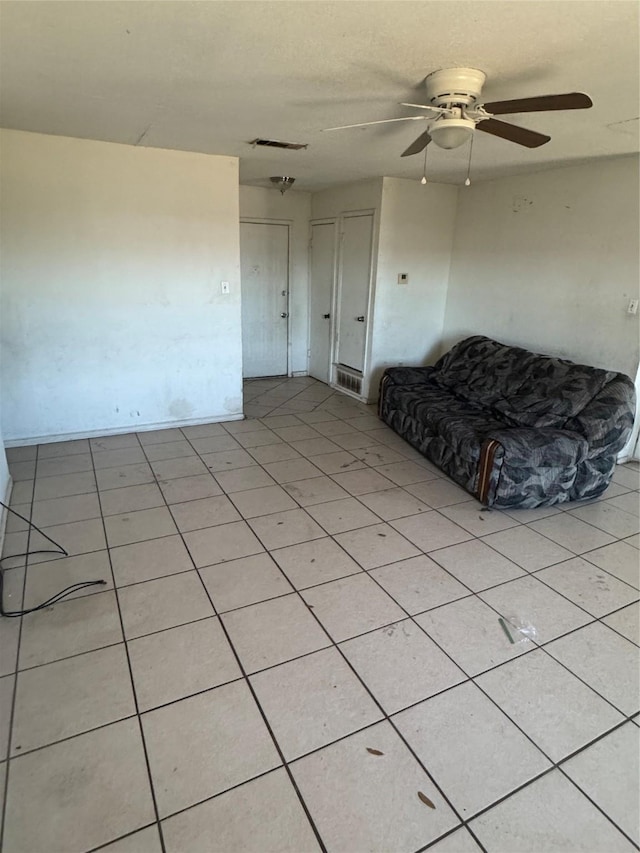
[0,500,106,617]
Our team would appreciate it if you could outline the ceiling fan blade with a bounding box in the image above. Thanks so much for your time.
[401,130,432,157]
[483,92,593,115]
[477,118,550,148]
[399,102,453,115]
[322,116,427,132]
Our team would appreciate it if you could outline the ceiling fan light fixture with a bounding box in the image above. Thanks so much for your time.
[429,118,475,150]
[270,176,296,194]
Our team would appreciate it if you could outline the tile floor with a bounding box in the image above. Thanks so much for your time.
[0,375,639,853]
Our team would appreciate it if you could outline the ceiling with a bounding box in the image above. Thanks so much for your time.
[1,1,638,190]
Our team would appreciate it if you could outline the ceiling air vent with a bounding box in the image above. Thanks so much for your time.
[250,138,308,150]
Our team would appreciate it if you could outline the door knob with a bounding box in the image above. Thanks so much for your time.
[356,316,365,322]
[323,313,331,319]
[280,312,288,318]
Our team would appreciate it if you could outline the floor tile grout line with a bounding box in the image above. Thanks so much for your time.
[3,391,638,848]
[12,633,123,674]
[9,583,637,705]
[410,493,640,590]
[555,748,640,850]
[245,380,349,410]
[135,434,330,853]
[96,765,299,848]
[3,638,636,844]
[414,713,640,853]
[564,494,640,522]
[7,453,640,664]
[413,823,486,853]
[280,477,640,831]
[464,720,637,847]
[227,570,470,846]
[217,481,479,846]
[6,711,140,762]
[533,634,639,718]
[15,415,637,689]
[383,528,640,720]
[85,820,160,853]
[86,437,169,853]
[176,551,327,846]
[6,419,640,547]
[524,560,640,620]
[0,443,39,848]
[530,549,640,594]
[271,457,638,692]
[455,540,640,617]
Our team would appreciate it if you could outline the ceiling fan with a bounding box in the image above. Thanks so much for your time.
[323,68,593,156]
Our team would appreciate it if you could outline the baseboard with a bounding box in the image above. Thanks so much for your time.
[291,371,309,377]
[4,412,245,448]
[0,475,14,557]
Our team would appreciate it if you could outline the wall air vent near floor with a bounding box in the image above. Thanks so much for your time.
[335,365,363,396]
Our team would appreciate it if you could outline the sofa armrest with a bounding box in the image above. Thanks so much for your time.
[566,376,636,458]
[485,428,590,468]
[381,366,437,387]
[477,428,590,507]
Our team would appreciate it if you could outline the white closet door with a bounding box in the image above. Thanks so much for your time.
[240,222,289,378]
[336,213,373,373]
[309,221,335,383]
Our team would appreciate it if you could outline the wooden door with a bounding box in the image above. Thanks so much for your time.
[336,213,373,372]
[309,220,336,383]
[240,221,289,377]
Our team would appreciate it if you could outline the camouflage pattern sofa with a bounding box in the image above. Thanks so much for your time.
[378,335,636,509]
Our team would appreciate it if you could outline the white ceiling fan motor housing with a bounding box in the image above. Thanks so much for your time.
[425,67,487,108]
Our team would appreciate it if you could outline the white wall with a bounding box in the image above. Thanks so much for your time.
[0,348,12,544]
[310,176,459,399]
[0,413,11,545]
[0,130,242,444]
[239,186,311,374]
[311,179,383,220]
[443,156,640,379]
[369,177,458,391]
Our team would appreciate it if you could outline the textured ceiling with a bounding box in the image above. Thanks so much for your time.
[1,1,638,189]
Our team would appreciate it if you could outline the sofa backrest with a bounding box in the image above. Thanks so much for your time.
[433,335,627,430]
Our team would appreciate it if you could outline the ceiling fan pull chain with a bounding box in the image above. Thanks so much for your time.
[420,144,428,185]
[465,134,474,186]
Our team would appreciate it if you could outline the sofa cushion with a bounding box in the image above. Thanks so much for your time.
[384,383,506,463]
[433,336,503,394]
[433,335,618,429]
[492,358,617,429]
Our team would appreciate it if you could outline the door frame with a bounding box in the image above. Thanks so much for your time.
[333,208,379,397]
[307,217,339,383]
[240,217,292,377]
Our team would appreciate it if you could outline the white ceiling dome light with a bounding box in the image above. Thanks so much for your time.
[429,116,476,149]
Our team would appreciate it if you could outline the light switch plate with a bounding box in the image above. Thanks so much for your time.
[221,281,230,294]
[397,273,409,285]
